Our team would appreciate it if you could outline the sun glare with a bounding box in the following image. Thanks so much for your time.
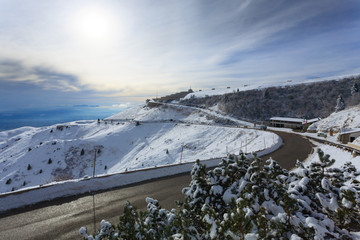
[70,6,117,45]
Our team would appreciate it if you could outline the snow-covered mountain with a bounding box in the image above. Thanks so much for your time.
[0,104,278,194]
[308,106,360,132]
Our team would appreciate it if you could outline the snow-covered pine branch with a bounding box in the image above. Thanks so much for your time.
[80,150,360,240]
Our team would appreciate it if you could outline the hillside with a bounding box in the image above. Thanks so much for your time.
[308,106,360,132]
[179,75,360,122]
[106,102,253,126]
[0,104,278,194]
[153,89,193,102]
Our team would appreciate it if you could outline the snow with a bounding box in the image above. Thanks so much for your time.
[210,185,223,196]
[183,87,250,100]
[270,117,306,123]
[104,105,144,120]
[244,233,258,240]
[308,106,360,132]
[106,103,213,124]
[316,193,338,211]
[0,158,222,212]
[268,105,360,150]
[301,143,360,181]
[0,103,282,212]
[222,184,238,203]
[321,178,331,191]
[182,74,358,100]
[290,234,302,240]
[203,214,217,239]
[0,120,278,194]
[340,128,360,134]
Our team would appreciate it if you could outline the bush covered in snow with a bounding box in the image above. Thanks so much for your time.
[80,150,360,239]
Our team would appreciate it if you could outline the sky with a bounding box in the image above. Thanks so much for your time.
[1,0,360,111]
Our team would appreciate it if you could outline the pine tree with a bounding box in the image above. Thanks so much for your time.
[117,201,141,239]
[335,94,345,112]
[79,151,360,240]
[351,82,359,96]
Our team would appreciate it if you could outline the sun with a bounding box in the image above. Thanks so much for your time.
[69,6,117,44]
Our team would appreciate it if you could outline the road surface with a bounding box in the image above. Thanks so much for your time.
[0,131,313,239]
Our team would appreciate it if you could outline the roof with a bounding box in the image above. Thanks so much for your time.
[340,128,360,135]
[306,118,321,124]
[270,117,306,123]
[270,117,320,124]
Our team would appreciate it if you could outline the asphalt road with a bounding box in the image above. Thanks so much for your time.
[265,130,314,170]
[0,130,313,240]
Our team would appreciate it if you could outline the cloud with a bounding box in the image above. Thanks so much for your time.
[0,1,360,108]
[0,59,139,111]
[111,102,133,109]
[0,59,84,92]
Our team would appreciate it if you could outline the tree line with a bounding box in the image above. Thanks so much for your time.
[180,76,360,121]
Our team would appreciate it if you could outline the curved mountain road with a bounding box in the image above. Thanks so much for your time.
[264,130,315,170]
[0,130,313,240]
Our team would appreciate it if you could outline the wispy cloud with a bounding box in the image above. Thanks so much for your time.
[111,102,133,109]
[0,59,83,91]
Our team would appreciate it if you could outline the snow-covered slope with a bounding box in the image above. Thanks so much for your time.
[299,143,360,182]
[0,105,278,194]
[106,104,203,122]
[352,136,360,146]
[107,103,253,127]
[308,106,360,132]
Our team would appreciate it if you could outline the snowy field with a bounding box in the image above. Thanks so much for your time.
[0,105,278,194]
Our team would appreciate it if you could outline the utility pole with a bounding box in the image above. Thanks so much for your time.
[92,195,96,233]
[264,137,266,149]
[92,147,97,232]
[245,137,247,154]
[93,148,97,178]
[180,143,184,163]
[240,139,242,153]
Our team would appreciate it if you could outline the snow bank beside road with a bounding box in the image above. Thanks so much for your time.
[0,159,217,213]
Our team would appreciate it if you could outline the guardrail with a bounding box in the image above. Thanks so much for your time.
[306,136,360,155]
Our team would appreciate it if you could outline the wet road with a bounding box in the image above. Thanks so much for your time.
[0,130,313,239]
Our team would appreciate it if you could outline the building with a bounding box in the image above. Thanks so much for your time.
[338,128,360,144]
[303,118,321,131]
[269,117,320,131]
